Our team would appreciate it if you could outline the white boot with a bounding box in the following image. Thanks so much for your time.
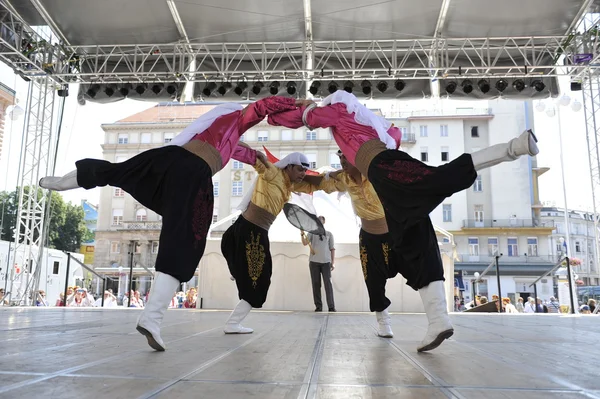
[39,170,80,191]
[471,129,539,171]
[376,308,394,338]
[224,300,254,334]
[136,272,180,351]
[417,280,454,352]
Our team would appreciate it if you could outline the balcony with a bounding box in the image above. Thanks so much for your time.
[456,253,556,264]
[462,219,552,229]
[117,221,162,230]
[401,133,416,144]
[384,108,493,119]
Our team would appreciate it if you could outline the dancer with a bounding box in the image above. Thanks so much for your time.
[268,90,539,352]
[39,96,309,351]
[221,146,320,334]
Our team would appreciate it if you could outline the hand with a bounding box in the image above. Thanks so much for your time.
[329,170,343,179]
[295,99,315,108]
[331,264,335,271]
[256,151,268,166]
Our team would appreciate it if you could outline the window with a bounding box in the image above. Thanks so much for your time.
[508,237,518,256]
[232,181,243,196]
[52,261,59,275]
[441,146,449,162]
[110,241,120,253]
[151,242,159,254]
[258,131,269,142]
[576,241,581,253]
[420,147,428,162]
[474,205,484,223]
[232,160,244,169]
[473,175,483,192]
[112,209,123,226]
[134,242,142,254]
[281,130,293,141]
[306,131,317,140]
[164,133,174,143]
[213,181,219,197]
[419,125,428,137]
[443,204,452,222]
[440,125,448,137]
[212,214,218,223]
[306,153,317,169]
[399,127,408,138]
[114,188,125,197]
[141,133,152,144]
[118,134,129,144]
[468,238,479,255]
[330,153,341,169]
[488,238,499,256]
[471,126,479,137]
[528,238,538,256]
[136,209,147,222]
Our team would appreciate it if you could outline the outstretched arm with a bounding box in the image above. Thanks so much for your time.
[240,97,308,132]
[268,104,341,130]
[231,143,278,180]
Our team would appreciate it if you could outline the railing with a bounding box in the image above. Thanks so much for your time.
[456,254,555,263]
[118,221,162,230]
[462,219,549,228]
[401,133,416,143]
[384,108,492,118]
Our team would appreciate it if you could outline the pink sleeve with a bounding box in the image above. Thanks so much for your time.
[239,96,297,132]
[231,144,257,165]
[268,104,341,129]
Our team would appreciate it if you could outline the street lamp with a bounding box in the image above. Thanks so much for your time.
[472,272,481,307]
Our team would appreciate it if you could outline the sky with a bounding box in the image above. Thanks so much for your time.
[0,63,596,214]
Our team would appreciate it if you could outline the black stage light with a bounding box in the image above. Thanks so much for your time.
[202,82,217,96]
[343,81,354,93]
[327,81,338,94]
[119,83,132,96]
[445,81,457,94]
[394,79,405,92]
[234,82,248,96]
[166,84,177,95]
[512,79,525,92]
[135,83,147,95]
[495,79,508,92]
[86,84,101,98]
[477,79,490,93]
[309,81,321,96]
[151,83,163,95]
[104,84,115,97]
[269,81,280,95]
[376,81,388,93]
[461,79,473,94]
[217,82,232,96]
[286,81,297,95]
[531,79,545,92]
[251,81,264,95]
[361,80,372,95]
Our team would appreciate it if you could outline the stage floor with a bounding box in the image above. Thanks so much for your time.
[0,308,598,399]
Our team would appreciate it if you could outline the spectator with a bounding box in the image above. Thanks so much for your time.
[503,297,518,313]
[67,288,94,307]
[55,292,65,307]
[94,291,117,307]
[588,299,596,314]
[524,298,536,313]
[184,288,197,308]
[0,288,8,306]
[301,216,336,312]
[580,304,591,314]
[515,297,525,313]
[36,290,48,306]
[479,296,489,305]
[536,298,545,313]
[547,297,560,313]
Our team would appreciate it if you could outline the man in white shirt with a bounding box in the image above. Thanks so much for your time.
[301,216,336,312]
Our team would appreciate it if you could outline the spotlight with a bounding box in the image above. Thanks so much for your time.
[86,84,100,98]
[269,81,280,95]
[202,82,217,97]
[495,79,508,92]
[531,79,545,92]
[104,84,115,97]
[135,83,147,95]
[217,82,232,96]
[343,81,354,93]
[234,82,248,96]
[286,81,297,95]
[445,81,457,94]
[512,79,525,92]
[151,83,163,95]
[309,81,321,96]
[327,81,338,94]
[477,79,490,93]
[57,85,69,97]
[461,79,473,94]
[119,84,132,96]
[361,80,372,95]
[251,81,264,95]
[394,79,405,92]
[376,81,388,93]
[166,84,177,95]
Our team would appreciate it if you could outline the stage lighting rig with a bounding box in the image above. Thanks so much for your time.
[461,80,473,94]
[104,85,115,97]
[234,82,248,96]
[495,79,508,92]
[251,81,264,95]
[531,80,545,92]
[361,80,372,95]
[376,81,388,93]
[477,79,490,93]
[512,79,525,92]
[327,81,338,94]
[394,80,405,92]
[445,81,457,94]
[287,81,297,95]
[343,81,354,93]
[151,83,163,95]
[269,81,280,95]
[86,84,101,98]
[202,82,217,96]
[119,84,132,96]
[135,83,147,95]
[217,82,232,96]
[166,84,177,95]
[309,81,321,96]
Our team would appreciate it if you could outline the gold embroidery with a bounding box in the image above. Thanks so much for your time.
[246,231,266,288]
[360,244,368,281]
[382,242,390,266]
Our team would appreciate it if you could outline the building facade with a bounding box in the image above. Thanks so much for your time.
[0,82,16,160]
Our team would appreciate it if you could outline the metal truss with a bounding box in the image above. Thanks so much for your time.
[8,77,60,305]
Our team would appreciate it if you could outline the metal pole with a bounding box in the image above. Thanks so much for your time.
[533,284,538,313]
[495,255,502,313]
[101,278,106,307]
[472,280,477,307]
[63,253,70,307]
[127,241,134,308]
[565,256,576,314]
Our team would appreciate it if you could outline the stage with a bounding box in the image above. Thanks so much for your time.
[0,308,598,398]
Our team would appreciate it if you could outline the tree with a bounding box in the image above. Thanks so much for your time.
[0,187,87,252]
